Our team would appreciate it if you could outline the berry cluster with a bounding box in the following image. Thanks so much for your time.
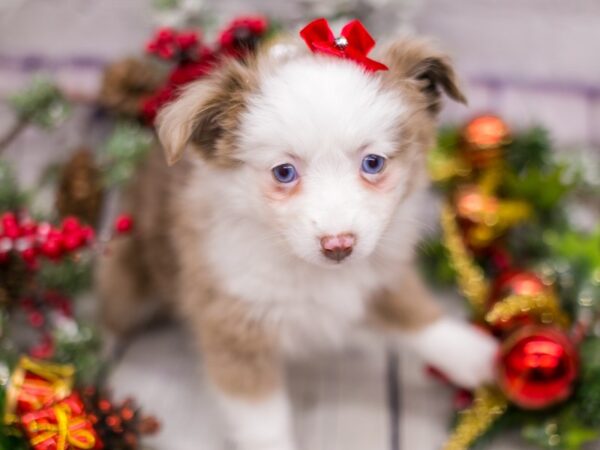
[218,16,269,57]
[141,16,269,123]
[146,28,204,62]
[0,213,95,269]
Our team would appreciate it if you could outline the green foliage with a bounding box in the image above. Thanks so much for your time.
[544,228,600,276]
[0,359,28,450]
[436,126,462,156]
[37,258,93,296]
[520,404,599,450]
[101,122,154,187]
[0,422,29,450]
[0,161,27,211]
[502,164,576,214]
[418,236,457,286]
[505,126,552,173]
[152,0,180,9]
[9,77,70,128]
[53,324,102,386]
[421,121,600,449]
[574,338,600,427]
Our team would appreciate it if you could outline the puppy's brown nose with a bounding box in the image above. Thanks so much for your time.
[320,233,355,262]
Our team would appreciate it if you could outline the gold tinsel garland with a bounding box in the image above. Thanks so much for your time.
[486,293,570,330]
[437,116,579,449]
[441,200,569,449]
[443,387,509,450]
[440,202,490,317]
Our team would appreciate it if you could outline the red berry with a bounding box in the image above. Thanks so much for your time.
[158,46,175,59]
[20,297,34,310]
[0,236,12,253]
[80,226,95,243]
[3,223,20,239]
[21,247,37,263]
[36,222,52,238]
[41,236,63,259]
[28,310,45,327]
[20,219,38,236]
[30,335,54,359]
[157,27,176,42]
[61,216,81,233]
[115,214,134,234]
[63,231,83,251]
[176,31,199,50]
[1,212,17,227]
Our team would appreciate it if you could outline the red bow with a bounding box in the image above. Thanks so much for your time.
[299,18,388,73]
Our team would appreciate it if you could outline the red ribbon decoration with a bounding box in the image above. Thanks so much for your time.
[21,393,101,450]
[299,18,388,73]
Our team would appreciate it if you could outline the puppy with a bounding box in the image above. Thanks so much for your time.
[97,33,498,450]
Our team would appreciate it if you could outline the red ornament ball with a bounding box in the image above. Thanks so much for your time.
[490,270,547,301]
[497,326,578,409]
[114,214,134,234]
[487,270,549,334]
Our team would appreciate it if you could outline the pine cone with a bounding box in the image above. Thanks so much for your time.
[81,387,160,450]
[56,149,104,226]
[99,57,167,117]
[0,254,28,308]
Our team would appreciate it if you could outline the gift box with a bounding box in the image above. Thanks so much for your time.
[21,393,102,450]
[5,356,75,425]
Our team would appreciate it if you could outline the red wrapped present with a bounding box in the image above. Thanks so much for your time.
[5,356,74,425]
[21,393,102,450]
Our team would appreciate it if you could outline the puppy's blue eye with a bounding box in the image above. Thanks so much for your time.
[272,163,298,183]
[361,154,386,174]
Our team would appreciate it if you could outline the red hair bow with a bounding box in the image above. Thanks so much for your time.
[300,18,388,73]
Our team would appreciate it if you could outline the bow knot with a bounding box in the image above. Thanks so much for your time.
[22,394,98,450]
[300,18,388,73]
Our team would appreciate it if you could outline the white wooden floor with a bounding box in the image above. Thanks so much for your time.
[108,304,539,450]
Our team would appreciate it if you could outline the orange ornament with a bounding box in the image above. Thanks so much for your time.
[461,115,511,168]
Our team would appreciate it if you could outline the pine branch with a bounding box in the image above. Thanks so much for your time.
[0,118,28,154]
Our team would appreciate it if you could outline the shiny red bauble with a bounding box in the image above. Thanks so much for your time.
[487,270,548,334]
[490,270,547,301]
[497,326,578,409]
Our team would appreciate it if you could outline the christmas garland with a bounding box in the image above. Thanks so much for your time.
[420,115,600,450]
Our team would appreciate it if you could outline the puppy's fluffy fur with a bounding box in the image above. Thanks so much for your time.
[98,36,498,449]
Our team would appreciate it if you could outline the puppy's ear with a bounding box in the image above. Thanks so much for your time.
[156,61,256,166]
[382,38,466,114]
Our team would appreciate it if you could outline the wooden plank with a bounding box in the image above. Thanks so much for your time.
[111,325,391,450]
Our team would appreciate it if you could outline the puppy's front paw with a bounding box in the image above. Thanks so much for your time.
[408,318,499,389]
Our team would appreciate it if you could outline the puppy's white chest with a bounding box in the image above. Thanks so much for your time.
[242,264,374,353]
[270,271,372,355]
[205,226,380,354]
